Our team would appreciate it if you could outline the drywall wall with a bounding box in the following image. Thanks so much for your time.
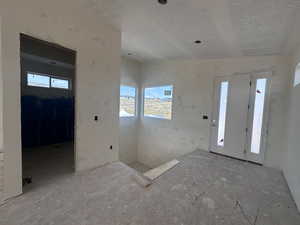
[283,46,300,210]
[119,57,141,164]
[0,1,120,201]
[0,158,2,203]
[0,16,3,203]
[138,56,289,169]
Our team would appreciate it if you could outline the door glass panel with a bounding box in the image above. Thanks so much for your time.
[217,81,229,146]
[250,78,267,154]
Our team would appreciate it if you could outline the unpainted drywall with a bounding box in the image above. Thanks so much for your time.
[119,57,141,164]
[283,45,300,210]
[138,56,290,169]
[0,1,121,201]
[0,16,3,203]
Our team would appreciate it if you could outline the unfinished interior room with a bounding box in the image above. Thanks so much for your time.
[1,0,300,224]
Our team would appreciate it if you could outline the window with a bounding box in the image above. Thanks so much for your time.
[217,81,229,147]
[294,63,300,87]
[27,72,71,90]
[144,85,173,120]
[51,78,70,89]
[120,85,136,117]
[27,73,50,88]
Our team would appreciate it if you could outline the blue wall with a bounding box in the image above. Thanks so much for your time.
[21,96,74,148]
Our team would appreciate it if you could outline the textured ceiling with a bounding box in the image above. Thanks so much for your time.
[89,0,300,61]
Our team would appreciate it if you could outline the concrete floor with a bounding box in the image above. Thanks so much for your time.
[22,142,74,193]
[1,149,299,225]
[128,161,151,173]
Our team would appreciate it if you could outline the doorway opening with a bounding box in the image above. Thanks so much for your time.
[20,34,76,191]
[210,72,271,164]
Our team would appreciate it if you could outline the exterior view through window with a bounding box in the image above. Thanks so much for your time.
[250,78,267,154]
[120,85,136,117]
[144,85,173,120]
[27,73,50,88]
[27,72,70,90]
[51,78,70,89]
[217,81,229,146]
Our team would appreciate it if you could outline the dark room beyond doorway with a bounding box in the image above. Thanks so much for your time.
[20,34,76,191]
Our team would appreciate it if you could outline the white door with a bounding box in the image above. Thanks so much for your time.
[210,73,271,164]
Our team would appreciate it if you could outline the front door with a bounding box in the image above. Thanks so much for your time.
[210,72,271,164]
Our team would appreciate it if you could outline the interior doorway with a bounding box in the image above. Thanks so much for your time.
[210,72,271,164]
[20,34,76,191]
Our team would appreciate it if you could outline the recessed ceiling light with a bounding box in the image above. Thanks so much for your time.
[158,0,168,5]
[194,40,202,44]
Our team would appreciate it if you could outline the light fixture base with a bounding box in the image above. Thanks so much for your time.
[158,0,168,5]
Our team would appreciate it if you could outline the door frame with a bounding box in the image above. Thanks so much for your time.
[209,70,272,164]
[19,34,77,192]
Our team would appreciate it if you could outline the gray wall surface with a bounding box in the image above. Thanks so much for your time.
[138,56,290,169]
[0,0,121,202]
[0,153,3,204]
[0,17,2,203]
[119,57,141,164]
[283,46,300,210]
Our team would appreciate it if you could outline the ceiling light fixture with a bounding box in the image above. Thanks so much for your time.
[194,40,202,44]
[158,0,168,5]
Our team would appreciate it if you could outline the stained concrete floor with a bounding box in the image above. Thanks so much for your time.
[1,150,300,225]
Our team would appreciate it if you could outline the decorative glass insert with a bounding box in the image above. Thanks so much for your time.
[250,78,267,154]
[217,81,229,147]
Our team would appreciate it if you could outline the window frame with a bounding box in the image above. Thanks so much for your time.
[143,84,174,120]
[119,85,137,118]
[26,71,72,90]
